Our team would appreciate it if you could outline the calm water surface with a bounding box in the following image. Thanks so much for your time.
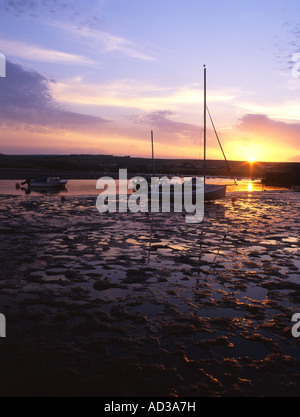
[0,178,290,196]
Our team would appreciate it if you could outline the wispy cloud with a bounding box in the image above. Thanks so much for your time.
[50,21,158,61]
[0,0,105,29]
[234,99,300,122]
[52,78,172,110]
[52,78,237,115]
[0,38,98,66]
[1,1,158,61]
[273,20,300,72]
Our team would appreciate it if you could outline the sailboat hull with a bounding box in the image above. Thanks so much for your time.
[147,183,227,202]
[204,184,226,201]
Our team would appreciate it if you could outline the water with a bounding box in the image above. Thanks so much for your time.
[0,178,290,196]
[0,177,299,397]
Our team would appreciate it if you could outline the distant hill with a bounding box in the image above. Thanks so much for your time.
[0,154,299,184]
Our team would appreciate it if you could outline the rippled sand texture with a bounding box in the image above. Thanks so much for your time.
[0,191,299,397]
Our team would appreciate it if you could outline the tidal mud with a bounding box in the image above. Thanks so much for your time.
[0,191,299,396]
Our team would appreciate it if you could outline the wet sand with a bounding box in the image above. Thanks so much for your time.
[0,191,300,397]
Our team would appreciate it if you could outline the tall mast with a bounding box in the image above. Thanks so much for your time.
[151,130,155,177]
[203,65,207,185]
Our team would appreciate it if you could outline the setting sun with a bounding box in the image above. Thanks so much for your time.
[1,0,300,400]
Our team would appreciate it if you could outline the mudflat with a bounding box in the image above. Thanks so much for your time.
[0,191,299,396]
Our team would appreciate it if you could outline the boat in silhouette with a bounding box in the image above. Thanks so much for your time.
[201,65,233,201]
[147,66,235,202]
[22,176,68,189]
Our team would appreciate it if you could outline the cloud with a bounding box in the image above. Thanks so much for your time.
[0,0,104,27]
[273,20,300,72]
[50,21,157,61]
[237,113,300,149]
[52,77,237,117]
[0,38,98,66]
[128,110,202,144]
[234,99,300,122]
[0,61,110,133]
[0,1,157,61]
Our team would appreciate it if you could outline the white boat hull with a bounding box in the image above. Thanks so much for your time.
[147,183,226,202]
[29,177,68,188]
[30,181,68,188]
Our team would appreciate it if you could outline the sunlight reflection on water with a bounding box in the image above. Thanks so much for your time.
[0,178,290,196]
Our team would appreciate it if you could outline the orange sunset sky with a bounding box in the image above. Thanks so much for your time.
[0,0,300,162]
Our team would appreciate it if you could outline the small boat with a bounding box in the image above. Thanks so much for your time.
[29,177,68,188]
[202,65,231,200]
[147,66,234,202]
[146,181,227,202]
[204,183,227,201]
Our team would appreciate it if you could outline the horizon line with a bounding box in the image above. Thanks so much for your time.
[0,153,299,164]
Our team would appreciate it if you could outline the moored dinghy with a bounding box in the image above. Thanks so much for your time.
[24,177,68,188]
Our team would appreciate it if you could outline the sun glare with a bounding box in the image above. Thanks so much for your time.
[249,157,255,163]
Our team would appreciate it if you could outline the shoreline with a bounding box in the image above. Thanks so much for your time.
[0,172,298,189]
[1,154,299,185]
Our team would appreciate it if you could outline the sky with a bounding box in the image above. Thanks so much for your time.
[0,0,299,162]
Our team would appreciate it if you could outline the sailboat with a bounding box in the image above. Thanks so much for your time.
[202,64,227,201]
[147,66,231,202]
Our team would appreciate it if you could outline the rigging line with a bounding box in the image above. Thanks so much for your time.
[206,106,238,185]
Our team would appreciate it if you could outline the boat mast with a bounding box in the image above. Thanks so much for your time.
[203,65,207,185]
[151,130,155,177]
